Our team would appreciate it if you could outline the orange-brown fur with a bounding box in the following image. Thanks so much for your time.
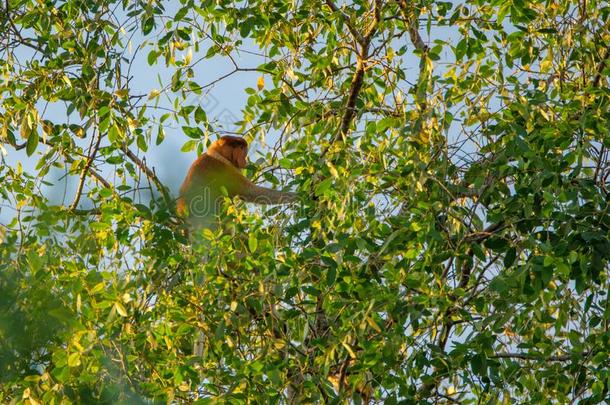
[177,136,297,227]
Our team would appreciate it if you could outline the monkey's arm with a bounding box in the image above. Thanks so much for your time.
[227,168,297,204]
[240,183,298,204]
[205,155,297,204]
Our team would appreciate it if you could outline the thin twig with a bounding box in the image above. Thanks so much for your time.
[490,351,589,362]
[70,129,102,211]
[120,144,172,206]
[324,0,365,45]
[15,138,112,189]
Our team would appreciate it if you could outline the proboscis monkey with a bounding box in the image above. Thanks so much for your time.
[177,135,298,233]
[177,136,297,358]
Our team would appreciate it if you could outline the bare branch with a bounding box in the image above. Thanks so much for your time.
[490,351,590,362]
[120,144,172,206]
[70,129,102,211]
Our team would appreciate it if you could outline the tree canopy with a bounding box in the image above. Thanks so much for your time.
[1,0,610,403]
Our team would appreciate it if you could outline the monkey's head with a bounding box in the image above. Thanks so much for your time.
[209,135,248,169]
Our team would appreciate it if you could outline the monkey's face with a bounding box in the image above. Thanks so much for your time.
[233,145,248,169]
[212,136,249,169]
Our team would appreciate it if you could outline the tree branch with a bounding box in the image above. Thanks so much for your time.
[3,0,45,53]
[70,129,102,211]
[335,0,381,141]
[15,137,112,189]
[324,0,365,45]
[397,0,427,52]
[591,42,610,89]
[120,144,172,206]
[458,221,505,289]
[490,351,590,362]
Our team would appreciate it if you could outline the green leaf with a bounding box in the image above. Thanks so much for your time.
[147,50,158,65]
[504,247,516,267]
[471,354,487,376]
[142,18,154,35]
[108,123,121,143]
[137,133,148,152]
[314,177,333,196]
[26,128,39,156]
[194,107,207,123]
[174,6,189,20]
[326,266,336,286]
[156,126,165,145]
[182,125,203,139]
[471,243,485,261]
[181,140,197,152]
[67,352,81,367]
[248,233,258,253]
[240,18,254,38]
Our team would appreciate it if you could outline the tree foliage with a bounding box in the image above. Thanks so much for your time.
[1,0,610,403]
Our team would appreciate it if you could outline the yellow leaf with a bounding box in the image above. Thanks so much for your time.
[202,228,215,240]
[164,335,172,349]
[148,89,160,100]
[425,56,434,73]
[342,341,357,359]
[114,302,128,317]
[286,67,297,80]
[226,336,234,348]
[184,48,192,65]
[41,120,53,136]
[327,374,340,391]
[326,161,339,178]
[114,89,129,99]
[90,282,105,294]
[540,59,552,73]
[20,111,32,139]
[67,352,81,367]
[387,47,395,61]
[128,118,138,130]
[366,316,382,333]
[257,76,265,90]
